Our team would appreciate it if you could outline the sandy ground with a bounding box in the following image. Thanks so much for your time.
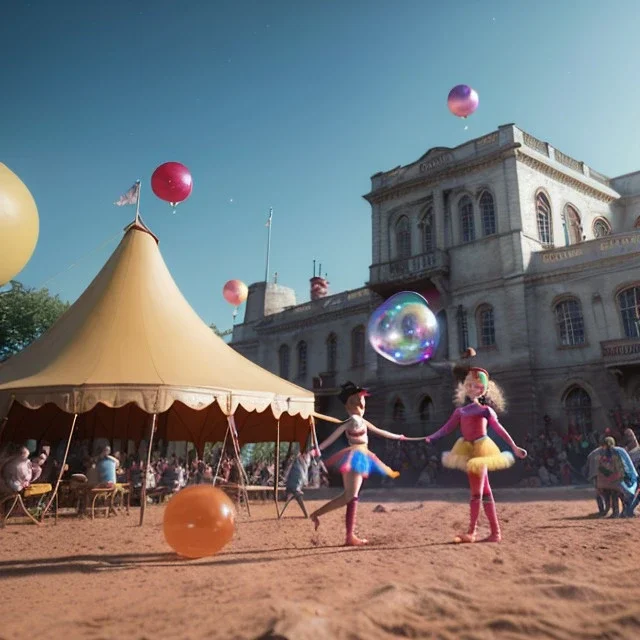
[1,486,640,640]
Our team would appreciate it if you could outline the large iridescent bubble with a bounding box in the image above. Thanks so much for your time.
[447,84,479,118]
[367,291,440,366]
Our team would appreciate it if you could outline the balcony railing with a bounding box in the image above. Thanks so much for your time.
[601,337,640,365]
[369,249,449,286]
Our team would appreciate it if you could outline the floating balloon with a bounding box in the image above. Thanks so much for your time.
[223,279,248,306]
[367,291,440,366]
[447,85,479,119]
[0,164,39,285]
[163,485,236,558]
[151,162,193,208]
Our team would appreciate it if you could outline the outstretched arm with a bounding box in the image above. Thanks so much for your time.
[316,424,347,452]
[366,421,406,440]
[487,408,527,459]
[426,408,461,442]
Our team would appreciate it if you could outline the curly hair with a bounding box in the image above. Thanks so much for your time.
[454,379,507,413]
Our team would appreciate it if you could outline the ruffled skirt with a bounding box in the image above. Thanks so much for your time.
[442,437,514,476]
[325,444,400,479]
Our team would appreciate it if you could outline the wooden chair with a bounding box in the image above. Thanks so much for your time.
[113,483,131,515]
[88,486,117,520]
[0,483,57,527]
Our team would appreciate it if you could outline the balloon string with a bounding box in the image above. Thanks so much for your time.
[36,230,123,290]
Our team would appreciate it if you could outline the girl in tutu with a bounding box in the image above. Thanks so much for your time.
[426,367,527,543]
[310,381,406,546]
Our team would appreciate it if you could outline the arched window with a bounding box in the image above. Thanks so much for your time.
[278,344,290,380]
[479,191,496,236]
[459,196,475,243]
[564,386,592,433]
[617,286,640,338]
[421,208,434,253]
[456,305,469,353]
[635,217,640,229]
[395,215,412,259]
[296,341,307,379]
[351,325,365,367]
[565,205,582,245]
[536,191,553,246]
[476,304,496,347]
[392,399,406,422]
[326,333,337,372]
[592,217,611,238]
[419,396,433,423]
[554,298,585,346]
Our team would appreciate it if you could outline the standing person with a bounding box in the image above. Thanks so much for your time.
[278,450,320,519]
[426,367,527,543]
[96,446,119,487]
[309,381,408,546]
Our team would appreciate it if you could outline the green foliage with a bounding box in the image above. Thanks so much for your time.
[0,281,70,361]
[209,322,232,338]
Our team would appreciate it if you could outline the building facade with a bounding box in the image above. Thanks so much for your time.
[232,124,640,441]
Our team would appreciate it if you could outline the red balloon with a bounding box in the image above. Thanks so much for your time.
[223,279,248,306]
[151,162,193,206]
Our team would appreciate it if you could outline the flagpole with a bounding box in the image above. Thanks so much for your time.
[264,207,273,283]
[135,180,142,225]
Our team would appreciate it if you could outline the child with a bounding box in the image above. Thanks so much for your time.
[426,367,527,543]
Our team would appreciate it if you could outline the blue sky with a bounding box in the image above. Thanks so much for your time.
[2,0,639,332]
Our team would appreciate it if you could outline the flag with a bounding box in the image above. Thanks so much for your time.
[114,182,140,206]
[265,207,273,227]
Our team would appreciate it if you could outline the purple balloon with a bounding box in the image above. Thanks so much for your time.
[447,84,479,118]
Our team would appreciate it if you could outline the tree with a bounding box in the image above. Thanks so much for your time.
[0,281,70,361]
[210,322,232,338]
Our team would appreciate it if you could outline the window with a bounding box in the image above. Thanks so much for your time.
[392,399,406,422]
[476,304,496,347]
[421,208,434,252]
[536,192,553,245]
[554,299,585,346]
[479,191,496,236]
[419,396,433,423]
[278,344,290,380]
[326,333,337,372]
[592,217,611,238]
[456,305,469,353]
[635,217,640,229]
[617,286,640,338]
[296,341,307,379]
[565,205,582,245]
[351,325,365,367]
[459,196,475,243]
[564,386,592,433]
[395,216,412,259]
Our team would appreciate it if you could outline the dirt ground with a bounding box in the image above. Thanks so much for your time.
[1,486,639,640]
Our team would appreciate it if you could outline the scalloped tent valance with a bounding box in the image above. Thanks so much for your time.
[0,221,316,450]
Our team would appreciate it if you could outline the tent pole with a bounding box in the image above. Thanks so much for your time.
[41,412,78,521]
[273,419,281,516]
[139,413,157,526]
[0,396,15,444]
[212,426,229,487]
[227,415,250,516]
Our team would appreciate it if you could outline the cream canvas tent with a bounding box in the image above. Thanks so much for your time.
[0,220,320,522]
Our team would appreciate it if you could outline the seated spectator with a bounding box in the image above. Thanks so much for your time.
[96,446,119,487]
[1,446,34,492]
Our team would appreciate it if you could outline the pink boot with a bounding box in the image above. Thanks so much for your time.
[480,494,502,542]
[345,497,368,546]
[454,495,481,543]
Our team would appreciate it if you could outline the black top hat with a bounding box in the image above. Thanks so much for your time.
[338,381,368,405]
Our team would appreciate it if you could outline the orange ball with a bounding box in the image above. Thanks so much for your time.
[163,486,236,558]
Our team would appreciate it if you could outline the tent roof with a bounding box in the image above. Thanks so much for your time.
[0,221,315,445]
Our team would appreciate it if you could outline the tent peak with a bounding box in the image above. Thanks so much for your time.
[123,217,159,244]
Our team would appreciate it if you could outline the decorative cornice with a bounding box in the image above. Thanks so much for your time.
[516,151,618,203]
[363,144,521,205]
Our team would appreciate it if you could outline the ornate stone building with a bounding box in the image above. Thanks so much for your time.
[231,124,640,440]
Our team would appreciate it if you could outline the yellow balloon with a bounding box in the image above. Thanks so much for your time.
[0,163,40,286]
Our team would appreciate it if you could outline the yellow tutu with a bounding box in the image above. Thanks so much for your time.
[442,437,514,475]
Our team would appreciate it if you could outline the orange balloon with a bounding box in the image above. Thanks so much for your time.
[163,486,236,558]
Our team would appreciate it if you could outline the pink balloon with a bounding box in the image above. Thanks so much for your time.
[447,85,479,118]
[151,162,193,206]
[223,280,248,306]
